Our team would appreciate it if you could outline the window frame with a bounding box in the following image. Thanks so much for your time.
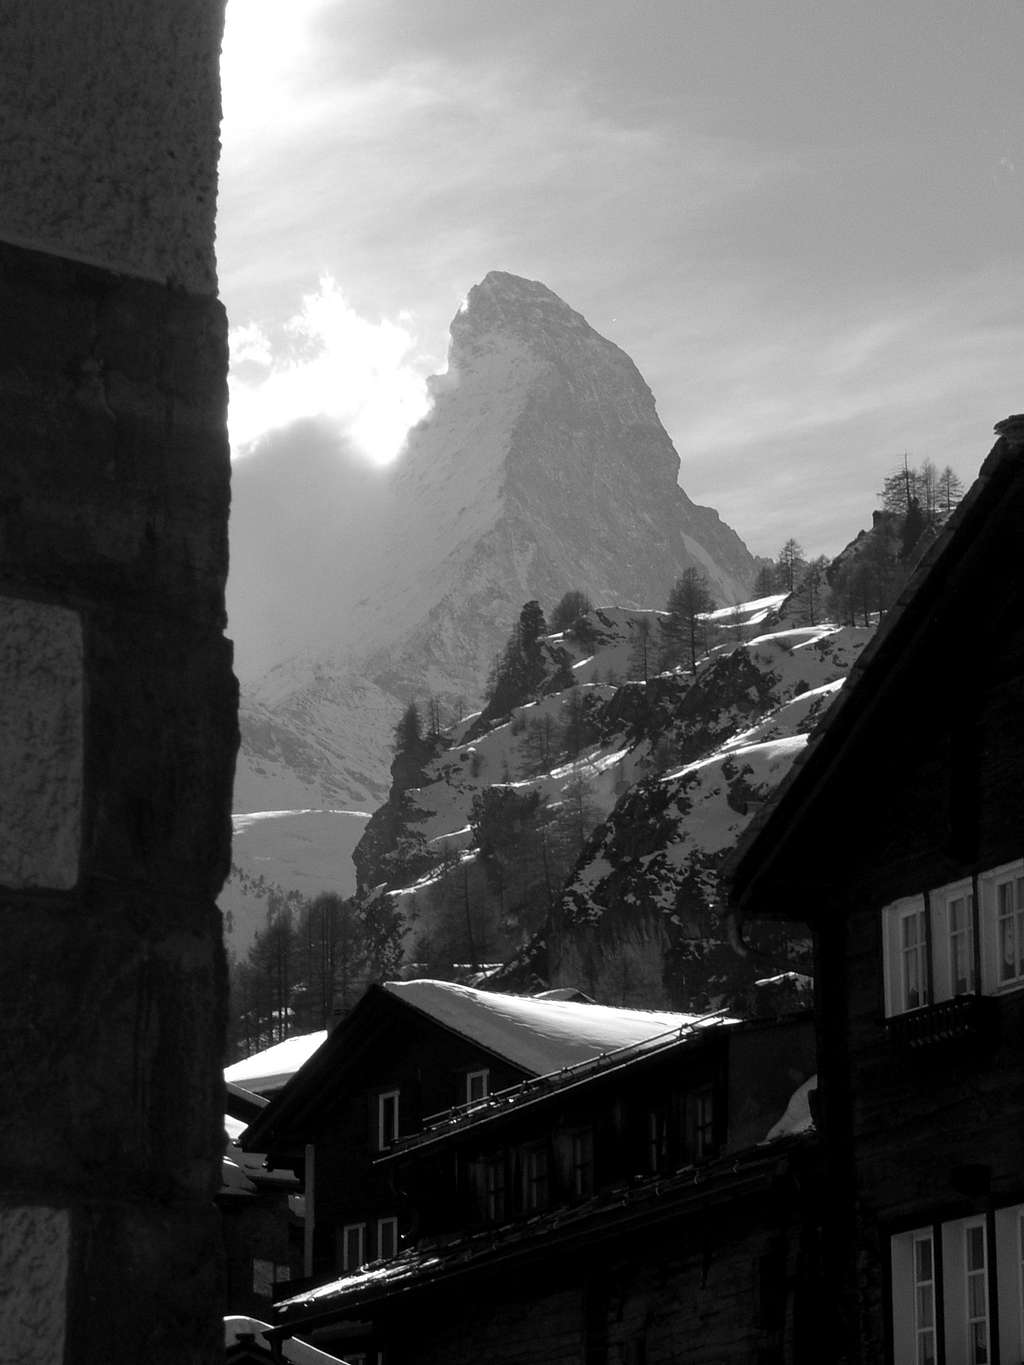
[376,1089,400,1151]
[520,1142,549,1214]
[569,1127,595,1200]
[341,1221,366,1273]
[376,1215,398,1262]
[465,1068,490,1106]
[981,860,1024,993]
[892,1206,1024,1364]
[930,877,977,1000]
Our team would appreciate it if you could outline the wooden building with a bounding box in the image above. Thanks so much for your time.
[240,980,707,1286]
[261,1012,818,1365]
[728,416,1024,1364]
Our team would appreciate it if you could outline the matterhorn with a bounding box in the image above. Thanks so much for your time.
[229,271,759,816]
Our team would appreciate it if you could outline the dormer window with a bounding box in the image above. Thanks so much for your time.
[465,1069,489,1105]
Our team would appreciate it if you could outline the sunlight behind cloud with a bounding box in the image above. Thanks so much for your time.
[228,276,433,466]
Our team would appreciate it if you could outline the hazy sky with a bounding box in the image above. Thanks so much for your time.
[218,0,1023,558]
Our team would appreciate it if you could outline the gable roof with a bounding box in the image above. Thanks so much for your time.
[240,979,707,1155]
[385,979,707,1076]
[224,1031,328,1096]
[726,414,1024,917]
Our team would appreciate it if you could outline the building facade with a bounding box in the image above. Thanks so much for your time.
[728,418,1024,1364]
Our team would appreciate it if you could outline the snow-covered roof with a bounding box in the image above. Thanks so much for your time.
[382,979,707,1076]
[224,1316,350,1363]
[224,1031,328,1095]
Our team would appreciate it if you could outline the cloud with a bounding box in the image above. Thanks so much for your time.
[227,276,433,465]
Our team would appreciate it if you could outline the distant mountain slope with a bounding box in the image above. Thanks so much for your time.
[230,272,758,813]
[347,597,873,1008]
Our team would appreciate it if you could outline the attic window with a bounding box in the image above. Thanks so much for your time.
[376,1090,400,1150]
[465,1069,489,1105]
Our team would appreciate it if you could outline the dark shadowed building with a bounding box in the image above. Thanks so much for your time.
[729,418,1024,1364]
[263,1011,818,1365]
[1,5,234,1360]
[241,980,709,1288]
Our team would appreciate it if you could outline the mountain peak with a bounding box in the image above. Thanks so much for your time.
[452,271,599,358]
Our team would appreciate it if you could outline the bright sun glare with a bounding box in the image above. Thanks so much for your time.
[220,4,432,466]
[227,277,433,466]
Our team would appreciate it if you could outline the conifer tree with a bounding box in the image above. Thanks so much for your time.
[550,589,592,632]
[661,569,713,672]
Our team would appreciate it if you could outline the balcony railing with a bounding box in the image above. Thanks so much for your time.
[885,994,997,1049]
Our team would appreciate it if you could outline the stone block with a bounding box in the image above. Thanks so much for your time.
[0,595,83,889]
[0,1204,70,1364]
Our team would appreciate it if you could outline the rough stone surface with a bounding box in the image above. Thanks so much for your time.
[0,596,83,889]
[0,2,224,293]
[0,1205,69,1365]
[0,236,234,1362]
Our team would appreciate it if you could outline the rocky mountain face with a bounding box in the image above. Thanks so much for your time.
[348,595,875,1013]
[231,272,759,815]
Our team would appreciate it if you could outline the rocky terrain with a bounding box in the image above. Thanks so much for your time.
[348,595,874,1011]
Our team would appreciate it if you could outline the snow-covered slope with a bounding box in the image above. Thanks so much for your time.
[220,809,369,957]
[230,271,759,815]
[347,594,873,1009]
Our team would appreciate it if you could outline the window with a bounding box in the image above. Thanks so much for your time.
[520,1144,549,1213]
[376,1216,398,1261]
[883,863,1024,1018]
[992,865,1024,987]
[691,1087,716,1160]
[465,1069,489,1105]
[947,888,976,995]
[341,1222,366,1272]
[893,1207,1024,1364]
[570,1129,594,1199]
[376,1090,399,1150]
[485,1153,506,1221]
[647,1107,670,1172]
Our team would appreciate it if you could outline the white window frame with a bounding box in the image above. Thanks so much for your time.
[376,1089,400,1151]
[465,1069,489,1105]
[980,860,1024,993]
[341,1221,366,1273]
[376,1215,398,1262]
[943,1217,991,1365]
[892,1206,1024,1365]
[883,895,930,1017]
[930,878,976,999]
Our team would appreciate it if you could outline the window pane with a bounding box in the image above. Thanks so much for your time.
[914,1236,933,1282]
[967,1223,986,1271]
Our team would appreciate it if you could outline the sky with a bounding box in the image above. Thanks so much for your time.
[217,0,1023,559]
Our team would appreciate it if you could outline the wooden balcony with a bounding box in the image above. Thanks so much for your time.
[884,994,997,1049]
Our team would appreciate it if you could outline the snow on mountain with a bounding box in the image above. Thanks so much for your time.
[348,592,873,1011]
[230,272,760,818]
[220,809,369,957]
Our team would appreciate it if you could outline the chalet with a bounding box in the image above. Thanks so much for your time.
[727,416,1024,1364]
[239,980,709,1290]
[261,1011,818,1365]
[222,1041,325,1317]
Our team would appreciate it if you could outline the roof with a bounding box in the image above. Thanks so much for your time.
[384,979,711,1076]
[224,1031,328,1096]
[378,1006,732,1161]
[240,980,711,1155]
[224,1316,350,1364]
[726,414,1024,916]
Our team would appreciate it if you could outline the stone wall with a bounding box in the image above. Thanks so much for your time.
[0,3,234,1361]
